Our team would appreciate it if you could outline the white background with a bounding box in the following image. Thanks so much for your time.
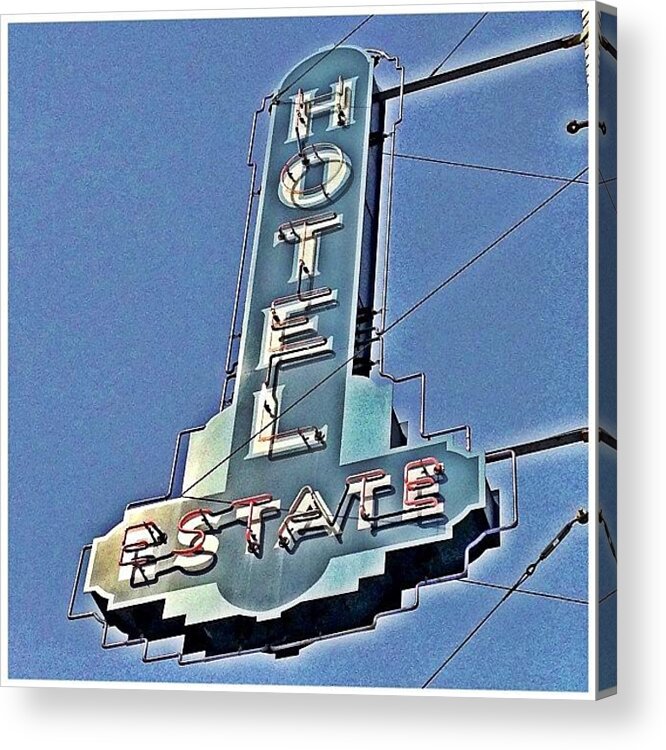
[1,0,663,747]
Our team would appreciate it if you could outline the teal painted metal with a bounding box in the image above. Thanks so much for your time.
[82,46,499,659]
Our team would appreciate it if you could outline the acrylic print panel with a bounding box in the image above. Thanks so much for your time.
[597,8,617,696]
[4,4,612,696]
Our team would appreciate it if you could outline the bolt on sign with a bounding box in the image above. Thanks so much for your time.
[81,46,499,660]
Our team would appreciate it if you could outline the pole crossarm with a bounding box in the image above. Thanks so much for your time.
[486,427,616,464]
[376,33,585,102]
[600,34,617,60]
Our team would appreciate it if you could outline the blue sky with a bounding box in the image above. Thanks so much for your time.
[8,9,593,691]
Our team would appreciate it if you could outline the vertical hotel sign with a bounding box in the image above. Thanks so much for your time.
[81,47,499,660]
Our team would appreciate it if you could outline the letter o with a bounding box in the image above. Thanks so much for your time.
[278,143,351,209]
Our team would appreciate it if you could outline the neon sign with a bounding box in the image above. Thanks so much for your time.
[81,46,499,661]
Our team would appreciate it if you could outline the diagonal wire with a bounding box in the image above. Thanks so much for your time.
[461,578,587,605]
[599,589,617,605]
[599,509,617,561]
[273,15,374,102]
[421,509,589,688]
[385,150,589,184]
[430,13,489,76]
[181,165,587,497]
[383,166,588,339]
[599,167,617,213]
